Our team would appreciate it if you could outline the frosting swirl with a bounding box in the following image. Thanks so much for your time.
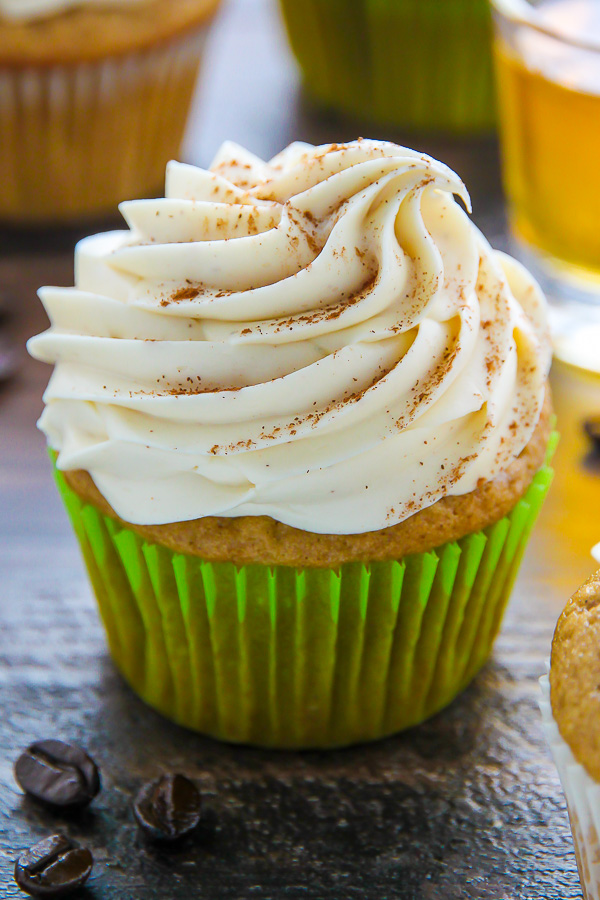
[28,139,551,534]
[0,0,147,22]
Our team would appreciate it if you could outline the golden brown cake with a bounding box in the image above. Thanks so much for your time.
[542,569,600,900]
[0,0,220,65]
[61,389,552,567]
[551,569,600,782]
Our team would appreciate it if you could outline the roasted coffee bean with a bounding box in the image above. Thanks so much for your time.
[15,740,100,810]
[133,773,202,842]
[585,416,600,453]
[14,834,93,897]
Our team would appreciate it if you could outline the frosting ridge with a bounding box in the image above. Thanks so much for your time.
[28,139,551,534]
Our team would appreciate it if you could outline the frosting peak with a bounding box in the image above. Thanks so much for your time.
[28,139,551,534]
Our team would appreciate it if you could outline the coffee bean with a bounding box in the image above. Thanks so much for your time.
[14,834,93,897]
[585,416,600,453]
[133,774,202,842]
[15,740,100,810]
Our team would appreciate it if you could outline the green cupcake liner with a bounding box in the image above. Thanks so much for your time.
[54,445,555,748]
[278,0,495,133]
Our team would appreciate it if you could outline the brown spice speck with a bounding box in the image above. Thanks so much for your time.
[171,285,201,302]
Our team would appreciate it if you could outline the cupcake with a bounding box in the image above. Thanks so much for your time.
[28,139,554,748]
[540,570,600,900]
[0,0,220,224]
[278,0,495,132]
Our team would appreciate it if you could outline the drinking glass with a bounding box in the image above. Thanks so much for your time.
[491,0,600,369]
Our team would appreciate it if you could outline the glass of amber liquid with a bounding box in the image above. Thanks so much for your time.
[491,0,600,333]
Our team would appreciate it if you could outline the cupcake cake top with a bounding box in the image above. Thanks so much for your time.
[28,139,551,534]
[0,0,146,21]
[550,569,600,781]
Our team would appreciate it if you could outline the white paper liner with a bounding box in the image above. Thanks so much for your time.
[540,672,600,899]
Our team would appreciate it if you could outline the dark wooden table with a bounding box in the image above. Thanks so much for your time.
[1,1,600,897]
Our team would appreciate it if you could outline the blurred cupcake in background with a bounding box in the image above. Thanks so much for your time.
[540,569,600,900]
[278,0,495,133]
[0,0,221,224]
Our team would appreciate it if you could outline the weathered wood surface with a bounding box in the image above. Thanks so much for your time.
[1,1,600,896]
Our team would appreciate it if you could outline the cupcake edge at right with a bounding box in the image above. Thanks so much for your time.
[541,569,600,900]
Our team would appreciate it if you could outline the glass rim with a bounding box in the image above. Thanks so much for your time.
[490,0,600,53]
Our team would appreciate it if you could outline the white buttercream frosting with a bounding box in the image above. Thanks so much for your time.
[0,0,147,23]
[28,139,551,534]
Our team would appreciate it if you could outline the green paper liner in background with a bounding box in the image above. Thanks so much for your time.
[278,0,495,133]
[54,449,555,749]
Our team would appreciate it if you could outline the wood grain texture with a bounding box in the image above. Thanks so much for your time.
[0,0,600,896]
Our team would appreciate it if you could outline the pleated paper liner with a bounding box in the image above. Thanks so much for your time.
[0,27,207,225]
[278,0,495,132]
[54,449,555,749]
[540,673,600,900]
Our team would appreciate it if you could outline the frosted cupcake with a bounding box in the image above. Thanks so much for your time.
[0,0,220,224]
[28,139,554,748]
[540,570,600,900]
[278,0,495,132]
